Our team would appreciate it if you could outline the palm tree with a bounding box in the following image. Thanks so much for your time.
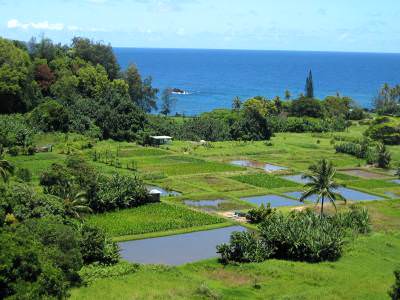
[63,190,92,219]
[0,159,14,183]
[300,159,346,216]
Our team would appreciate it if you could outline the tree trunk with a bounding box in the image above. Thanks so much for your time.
[320,196,324,217]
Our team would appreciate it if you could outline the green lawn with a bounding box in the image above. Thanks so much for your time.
[70,232,400,300]
[85,202,226,239]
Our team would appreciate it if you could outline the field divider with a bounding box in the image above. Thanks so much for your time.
[113,221,234,242]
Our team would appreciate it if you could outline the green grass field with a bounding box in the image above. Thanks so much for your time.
[85,202,227,239]
[70,231,400,299]
[6,124,400,299]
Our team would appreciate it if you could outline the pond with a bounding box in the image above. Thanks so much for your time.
[391,179,400,184]
[146,186,181,197]
[240,194,302,207]
[230,160,287,172]
[119,226,246,265]
[285,187,384,202]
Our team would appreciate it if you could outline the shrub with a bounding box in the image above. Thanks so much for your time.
[218,209,371,265]
[0,228,68,299]
[332,205,371,234]
[15,167,32,182]
[94,173,149,212]
[246,203,274,224]
[26,145,36,155]
[28,99,70,132]
[79,262,138,285]
[259,211,345,262]
[7,146,19,156]
[217,231,271,264]
[5,184,65,221]
[80,225,120,265]
[389,269,400,300]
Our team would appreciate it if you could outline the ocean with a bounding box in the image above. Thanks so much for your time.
[114,48,400,116]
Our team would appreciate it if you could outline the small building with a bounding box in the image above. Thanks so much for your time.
[150,136,172,146]
[149,189,162,203]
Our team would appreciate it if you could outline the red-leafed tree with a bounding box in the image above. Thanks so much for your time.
[34,63,55,93]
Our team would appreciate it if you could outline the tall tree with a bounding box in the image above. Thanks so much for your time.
[232,96,242,112]
[300,159,346,216]
[305,70,314,98]
[123,64,158,112]
[71,37,120,80]
[160,88,176,115]
[0,38,40,113]
[284,89,291,100]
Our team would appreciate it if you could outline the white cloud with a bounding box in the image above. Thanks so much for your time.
[7,19,64,30]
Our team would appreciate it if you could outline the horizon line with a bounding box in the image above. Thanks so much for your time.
[112,46,400,55]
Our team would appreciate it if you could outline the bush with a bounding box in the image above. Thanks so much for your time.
[15,167,32,182]
[389,269,400,300]
[246,203,274,224]
[80,225,120,265]
[217,231,271,264]
[332,205,371,234]
[28,99,70,132]
[4,184,65,221]
[94,173,149,212]
[79,262,138,285]
[7,146,19,156]
[0,228,68,299]
[259,211,344,262]
[218,209,371,265]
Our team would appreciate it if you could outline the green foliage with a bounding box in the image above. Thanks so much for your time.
[0,114,33,147]
[0,228,68,299]
[179,115,232,141]
[15,167,32,182]
[365,117,400,145]
[305,70,314,98]
[0,37,40,113]
[72,37,120,80]
[160,88,176,115]
[290,97,323,118]
[95,173,149,212]
[80,225,120,265]
[268,116,348,133]
[373,83,400,116]
[21,217,83,285]
[246,203,274,224]
[28,99,69,132]
[219,207,371,265]
[0,158,14,182]
[301,159,345,215]
[231,107,272,141]
[389,269,400,300]
[377,143,391,168]
[217,231,273,264]
[2,184,65,222]
[85,203,225,237]
[78,262,139,285]
[123,63,158,112]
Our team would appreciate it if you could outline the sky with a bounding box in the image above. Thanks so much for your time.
[0,0,399,53]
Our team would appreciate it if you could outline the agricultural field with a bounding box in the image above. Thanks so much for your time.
[86,202,228,241]
[6,124,400,299]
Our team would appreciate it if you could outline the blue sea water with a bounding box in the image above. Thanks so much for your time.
[114,48,400,116]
